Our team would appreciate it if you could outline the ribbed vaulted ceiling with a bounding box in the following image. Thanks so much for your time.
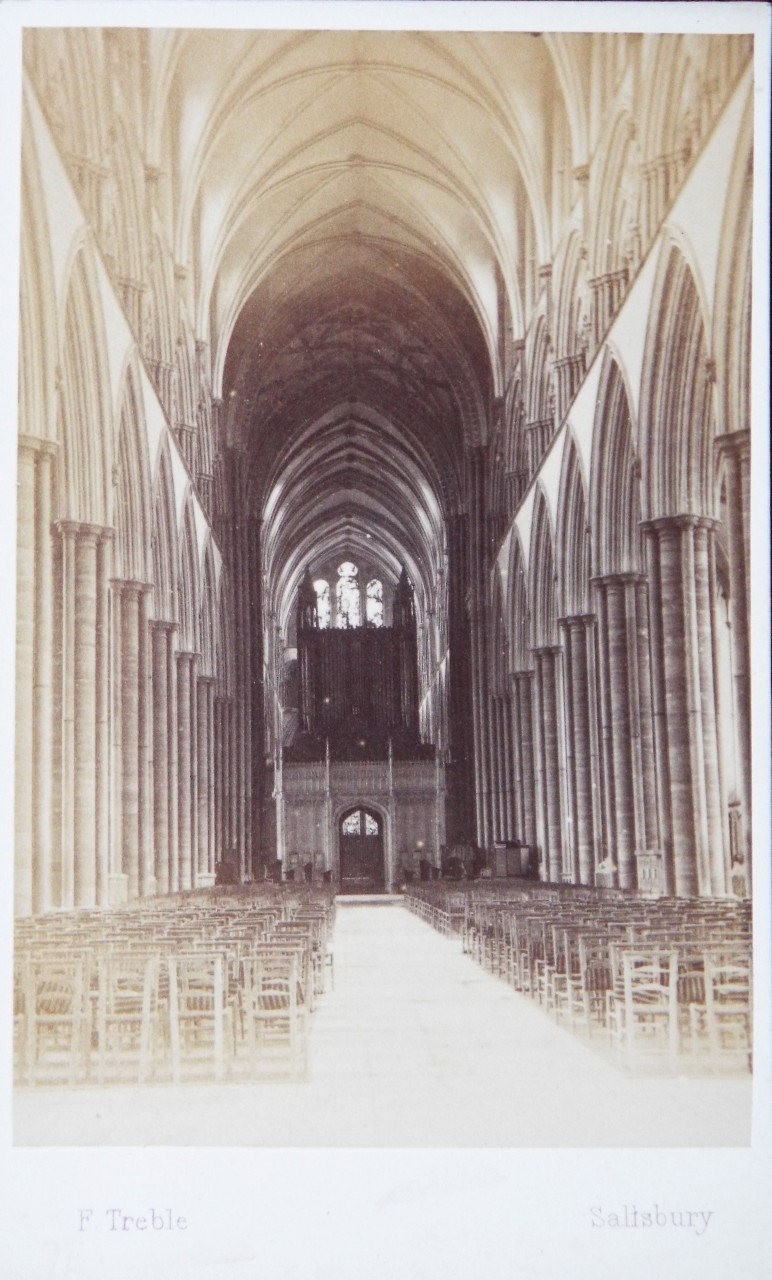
[156,29,572,630]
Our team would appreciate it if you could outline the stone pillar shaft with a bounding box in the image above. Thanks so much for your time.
[151,622,173,895]
[167,628,180,894]
[532,648,563,882]
[197,675,215,880]
[94,533,113,907]
[176,651,196,890]
[15,439,38,916]
[560,616,596,885]
[642,517,726,896]
[73,528,101,907]
[512,671,537,850]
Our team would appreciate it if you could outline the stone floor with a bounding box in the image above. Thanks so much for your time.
[14,901,751,1147]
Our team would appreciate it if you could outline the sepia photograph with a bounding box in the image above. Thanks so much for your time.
[1,1,770,1277]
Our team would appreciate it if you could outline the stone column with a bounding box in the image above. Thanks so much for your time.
[176,651,196,891]
[189,654,199,886]
[73,526,101,907]
[559,615,597,885]
[207,678,217,878]
[15,438,38,916]
[59,521,78,908]
[642,517,725,897]
[597,577,637,889]
[94,531,114,907]
[500,693,515,840]
[593,574,662,890]
[138,585,155,898]
[114,580,143,901]
[695,522,726,896]
[512,670,537,851]
[150,621,175,895]
[634,579,659,849]
[469,605,491,848]
[532,648,563,882]
[488,694,502,842]
[167,627,179,893]
[31,443,59,912]
[213,693,223,870]
[197,674,215,886]
[715,430,751,877]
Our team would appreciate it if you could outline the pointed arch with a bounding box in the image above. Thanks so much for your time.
[528,488,557,649]
[19,113,58,445]
[712,100,752,442]
[507,533,531,672]
[103,112,146,290]
[556,436,591,617]
[639,244,715,520]
[178,493,201,652]
[151,439,178,622]
[57,244,112,524]
[200,535,219,676]
[114,362,153,582]
[590,353,642,577]
[488,570,508,696]
[589,108,641,280]
[524,314,552,425]
[216,570,235,694]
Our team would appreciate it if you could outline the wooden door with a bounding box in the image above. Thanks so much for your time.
[339,809,384,893]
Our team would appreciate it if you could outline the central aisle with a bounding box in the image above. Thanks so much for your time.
[15,902,750,1147]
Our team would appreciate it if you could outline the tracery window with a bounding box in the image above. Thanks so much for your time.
[341,810,380,836]
[365,578,384,627]
[335,561,361,628]
[314,578,331,629]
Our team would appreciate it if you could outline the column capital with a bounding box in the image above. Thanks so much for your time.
[55,519,111,543]
[714,429,750,460]
[198,673,217,686]
[18,433,58,457]
[176,649,201,665]
[531,644,562,657]
[150,617,179,634]
[591,572,646,589]
[558,612,598,629]
[639,514,718,536]
[111,577,153,598]
[511,668,534,685]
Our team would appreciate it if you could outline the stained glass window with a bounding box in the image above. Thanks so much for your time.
[336,561,360,627]
[341,810,380,836]
[314,579,331,629]
[365,579,384,627]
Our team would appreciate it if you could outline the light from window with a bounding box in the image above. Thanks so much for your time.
[341,810,380,836]
[366,579,384,627]
[314,579,331,629]
[342,811,361,835]
[336,561,360,627]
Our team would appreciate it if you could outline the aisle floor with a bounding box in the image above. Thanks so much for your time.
[14,902,751,1147]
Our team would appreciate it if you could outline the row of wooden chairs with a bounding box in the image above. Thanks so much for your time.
[15,886,336,1087]
[405,884,752,1074]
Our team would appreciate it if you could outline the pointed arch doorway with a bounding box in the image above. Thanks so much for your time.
[338,807,385,894]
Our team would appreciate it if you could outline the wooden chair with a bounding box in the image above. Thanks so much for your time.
[93,953,161,1085]
[17,955,91,1087]
[237,953,308,1081]
[703,952,752,1071]
[607,948,679,1073]
[167,953,234,1083]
